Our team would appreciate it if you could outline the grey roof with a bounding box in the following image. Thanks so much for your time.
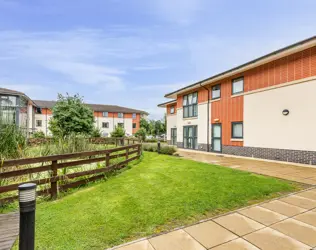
[165,35,316,98]
[0,87,32,101]
[33,100,148,114]
[157,100,177,108]
[0,87,26,96]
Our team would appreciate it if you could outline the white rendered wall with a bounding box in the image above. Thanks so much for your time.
[244,79,316,151]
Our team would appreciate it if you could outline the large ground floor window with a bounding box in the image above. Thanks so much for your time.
[183,125,198,149]
[171,128,177,145]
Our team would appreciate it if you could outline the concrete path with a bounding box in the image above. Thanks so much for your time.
[0,213,19,250]
[112,188,316,250]
[177,149,316,185]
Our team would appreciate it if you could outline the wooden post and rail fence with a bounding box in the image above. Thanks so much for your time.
[0,143,142,205]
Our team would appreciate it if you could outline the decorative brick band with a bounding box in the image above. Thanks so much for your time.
[222,145,316,165]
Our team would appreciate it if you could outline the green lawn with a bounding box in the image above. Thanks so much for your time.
[29,152,296,249]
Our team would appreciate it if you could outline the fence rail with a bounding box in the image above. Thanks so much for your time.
[0,143,142,205]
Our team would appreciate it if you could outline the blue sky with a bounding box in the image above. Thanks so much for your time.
[0,0,315,119]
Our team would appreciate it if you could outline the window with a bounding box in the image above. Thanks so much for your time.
[132,113,136,119]
[171,128,177,145]
[102,112,108,117]
[118,123,124,128]
[232,77,244,95]
[183,92,198,118]
[102,122,109,128]
[212,84,221,99]
[118,113,124,118]
[232,122,243,139]
[36,120,42,127]
[170,106,175,114]
[133,123,137,129]
[36,107,42,114]
[183,126,198,149]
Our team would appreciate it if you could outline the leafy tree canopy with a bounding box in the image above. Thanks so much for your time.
[49,94,94,138]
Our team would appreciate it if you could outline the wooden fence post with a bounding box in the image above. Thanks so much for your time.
[106,152,110,167]
[126,148,129,160]
[51,160,58,199]
[115,138,118,147]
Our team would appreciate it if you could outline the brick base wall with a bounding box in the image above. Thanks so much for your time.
[222,145,316,165]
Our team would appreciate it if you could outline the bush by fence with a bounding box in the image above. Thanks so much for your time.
[142,143,176,155]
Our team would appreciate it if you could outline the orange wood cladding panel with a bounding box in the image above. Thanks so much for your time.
[132,113,141,134]
[166,103,177,115]
[42,108,52,115]
[211,79,243,147]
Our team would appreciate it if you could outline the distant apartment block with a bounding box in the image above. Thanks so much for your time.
[159,36,316,165]
[0,88,148,136]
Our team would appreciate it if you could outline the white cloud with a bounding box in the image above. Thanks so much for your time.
[0,29,182,92]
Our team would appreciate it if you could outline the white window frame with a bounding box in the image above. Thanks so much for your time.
[232,77,244,95]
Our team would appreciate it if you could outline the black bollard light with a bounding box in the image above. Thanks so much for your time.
[157,140,161,154]
[18,183,36,250]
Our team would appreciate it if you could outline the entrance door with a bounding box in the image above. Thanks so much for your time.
[183,126,198,149]
[171,128,177,145]
[212,124,222,152]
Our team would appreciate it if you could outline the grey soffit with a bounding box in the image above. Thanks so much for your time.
[32,100,148,114]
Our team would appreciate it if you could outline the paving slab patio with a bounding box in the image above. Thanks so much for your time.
[112,187,316,250]
[177,148,316,185]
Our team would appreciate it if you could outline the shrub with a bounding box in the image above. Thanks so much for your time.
[145,138,158,143]
[135,128,147,141]
[32,131,45,138]
[142,143,176,155]
[160,145,177,155]
[111,126,125,138]
[91,127,101,138]
[0,123,27,160]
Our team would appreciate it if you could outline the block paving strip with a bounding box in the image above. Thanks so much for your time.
[111,187,316,250]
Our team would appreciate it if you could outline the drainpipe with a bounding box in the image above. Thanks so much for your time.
[201,84,210,152]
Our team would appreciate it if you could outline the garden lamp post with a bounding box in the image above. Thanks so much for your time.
[157,140,161,154]
[18,183,36,250]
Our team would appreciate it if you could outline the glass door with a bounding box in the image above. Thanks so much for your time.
[171,128,177,145]
[212,124,222,152]
[183,126,198,149]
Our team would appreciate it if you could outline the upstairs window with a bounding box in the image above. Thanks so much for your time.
[102,122,109,128]
[170,106,175,114]
[132,113,136,119]
[212,84,221,99]
[232,77,244,95]
[36,120,42,127]
[232,122,243,139]
[118,113,124,118]
[102,112,108,117]
[36,107,42,114]
[183,92,198,118]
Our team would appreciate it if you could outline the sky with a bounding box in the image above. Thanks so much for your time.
[0,0,315,119]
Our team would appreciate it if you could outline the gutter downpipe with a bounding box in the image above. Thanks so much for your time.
[201,83,210,152]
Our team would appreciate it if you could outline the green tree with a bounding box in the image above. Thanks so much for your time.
[49,94,94,138]
[110,126,125,137]
[140,118,150,133]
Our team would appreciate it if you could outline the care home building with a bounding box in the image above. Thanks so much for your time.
[33,100,147,137]
[159,36,316,165]
[0,87,148,137]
